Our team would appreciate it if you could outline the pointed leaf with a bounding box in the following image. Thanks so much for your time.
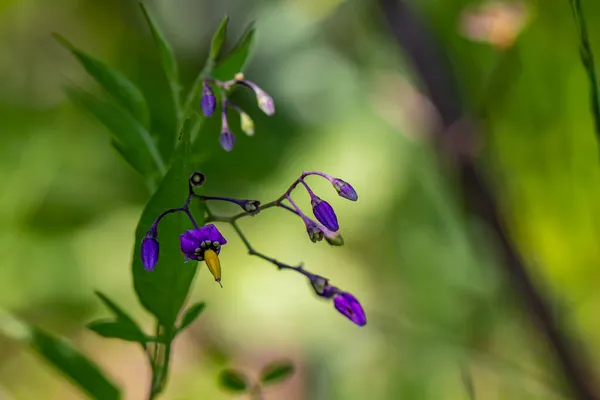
[139,2,182,120]
[260,360,295,385]
[210,16,229,65]
[218,369,249,392]
[132,118,201,328]
[212,22,256,81]
[176,302,206,333]
[87,319,148,344]
[65,87,166,178]
[53,33,150,127]
[0,311,120,400]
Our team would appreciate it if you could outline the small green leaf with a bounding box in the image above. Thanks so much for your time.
[213,22,256,81]
[260,360,295,385]
[87,319,148,344]
[210,16,229,66]
[53,33,150,127]
[132,119,200,328]
[0,311,121,400]
[65,87,166,178]
[218,369,249,392]
[139,2,182,120]
[177,302,206,333]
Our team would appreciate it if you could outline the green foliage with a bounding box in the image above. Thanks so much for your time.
[212,22,256,81]
[218,369,249,392]
[131,122,199,329]
[176,302,206,334]
[0,311,121,400]
[139,2,182,121]
[210,16,230,67]
[260,359,295,385]
[53,33,150,127]
[87,292,149,347]
[65,87,165,179]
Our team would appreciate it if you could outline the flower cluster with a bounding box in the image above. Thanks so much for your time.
[140,171,366,326]
[200,73,275,152]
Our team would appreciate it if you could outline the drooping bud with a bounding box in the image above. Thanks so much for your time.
[204,249,222,287]
[219,130,235,152]
[240,112,255,136]
[242,200,261,216]
[311,197,339,232]
[200,81,216,117]
[324,231,344,246]
[141,230,159,271]
[304,219,324,243]
[333,292,366,326]
[331,178,358,201]
[189,171,206,187]
[238,80,275,116]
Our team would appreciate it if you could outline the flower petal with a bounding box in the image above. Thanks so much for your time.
[333,292,366,326]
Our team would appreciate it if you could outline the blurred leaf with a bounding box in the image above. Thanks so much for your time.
[140,2,182,120]
[260,360,295,385]
[218,369,249,392]
[181,16,229,122]
[53,33,150,127]
[212,22,256,81]
[210,16,229,66]
[569,0,600,144]
[131,119,200,329]
[0,311,120,400]
[87,319,148,344]
[65,87,166,179]
[176,302,206,333]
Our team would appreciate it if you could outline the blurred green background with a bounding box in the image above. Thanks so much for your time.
[2,0,600,398]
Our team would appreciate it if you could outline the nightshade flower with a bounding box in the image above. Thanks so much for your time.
[180,224,228,286]
[311,196,339,232]
[333,292,366,326]
[332,178,358,201]
[141,230,159,271]
[200,81,216,117]
[219,130,235,152]
[234,73,275,116]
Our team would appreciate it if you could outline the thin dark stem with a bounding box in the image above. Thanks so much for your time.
[461,365,476,400]
[378,0,598,398]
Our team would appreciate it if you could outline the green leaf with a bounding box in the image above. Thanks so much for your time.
[218,369,249,392]
[176,302,206,333]
[210,16,229,66]
[0,311,121,400]
[91,292,148,347]
[132,119,200,329]
[53,33,150,128]
[260,360,295,385]
[65,87,166,178]
[87,319,148,344]
[212,22,256,81]
[139,2,182,120]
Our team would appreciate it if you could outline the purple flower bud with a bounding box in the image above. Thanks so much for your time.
[219,130,235,152]
[311,197,339,232]
[309,275,339,299]
[141,234,159,271]
[333,292,366,326]
[332,178,358,201]
[200,82,216,117]
[304,219,324,243]
[239,80,275,116]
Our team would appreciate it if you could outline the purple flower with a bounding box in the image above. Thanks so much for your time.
[200,81,216,117]
[333,292,366,326]
[332,178,358,201]
[311,197,339,232]
[180,224,228,286]
[219,130,235,152]
[180,224,227,262]
[141,233,159,271]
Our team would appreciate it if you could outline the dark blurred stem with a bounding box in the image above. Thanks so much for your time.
[250,384,264,400]
[461,365,476,400]
[147,325,173,400]
[378,0,598,398]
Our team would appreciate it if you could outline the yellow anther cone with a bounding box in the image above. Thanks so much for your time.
[204,249,222,287]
